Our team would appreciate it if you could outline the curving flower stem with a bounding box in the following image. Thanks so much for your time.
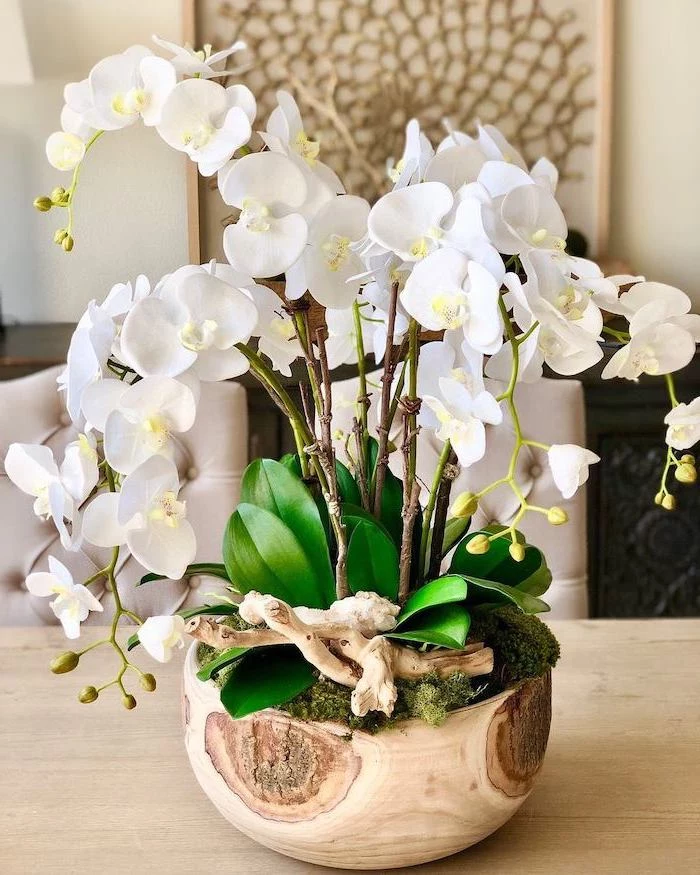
[657,373,682,500]
[64,130,104,238]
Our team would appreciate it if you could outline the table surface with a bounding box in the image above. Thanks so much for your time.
[1,620,699,874]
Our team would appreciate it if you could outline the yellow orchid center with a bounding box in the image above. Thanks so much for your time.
[322,235,351,272]
[142,415,171,450]
[431,293,467,330]
[240,197,271,233]
[388,158,406,183]
[270,315,296,342]
[77,434,98,462]
[179,319,218,352]
[555,286,584,321]
[293,130,320,166]
[112,88,148,117]
[631,345,660,375]
[149,491,186,528]
[182,120,215,150]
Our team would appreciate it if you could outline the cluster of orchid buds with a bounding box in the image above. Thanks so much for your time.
[12,35,699,705]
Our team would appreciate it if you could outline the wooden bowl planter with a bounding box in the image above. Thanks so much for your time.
[183,644,552,869]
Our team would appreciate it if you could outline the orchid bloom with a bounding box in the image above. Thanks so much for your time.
[483,179,568,255]
[120,269,258,381]
[664,398,700,451]
[324,304,377,370]
[387,118,435,186]
[157,78,254,176]
[137,614,186,662]
[81,376,197,475]
[65,45,176,131]
[416,334,486,431]
[26,556,103,639]
[548,444,600,500]
[45,132,86,171]
[400,248,502,354]
[4,444,82,549]
[246,282,303,377]
[152,35,247,78]
[60,433,99,502]
[286,195,370,308]
[82,455,196,580]
[424,143,487,192]
[367,181,453,262]
[601,285,699,381]
[220,151,309,277]
[423,376,503,467]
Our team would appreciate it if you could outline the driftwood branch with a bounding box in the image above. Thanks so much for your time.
[187,592,493,718]
[373,281,400,517]
[428,454,460,579]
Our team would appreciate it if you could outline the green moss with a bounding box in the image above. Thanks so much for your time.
[470,606,560,685]
[279,670,478,733]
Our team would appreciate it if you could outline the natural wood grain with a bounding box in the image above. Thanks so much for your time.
[1,621,699,874]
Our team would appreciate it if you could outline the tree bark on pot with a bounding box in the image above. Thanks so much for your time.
[182,643,551,870]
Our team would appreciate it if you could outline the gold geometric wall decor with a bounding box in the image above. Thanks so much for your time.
[189,0,613,262]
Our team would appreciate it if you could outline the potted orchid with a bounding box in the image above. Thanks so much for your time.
[10,34,700,870]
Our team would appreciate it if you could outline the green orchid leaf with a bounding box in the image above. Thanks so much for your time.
[336,459,362,506]
[386,604,471,650]
[240,459,335,603]
[223,504,328,608]
[449,525,552,598]
[346,519,400,601]
[219,647,317,719]
[126,603,239,651]
[441,517,471,556]
[279,453,303,478]
[365,436,404,547]
[137,563,231,587]
[341,502,393,541]
[461,575,551,614]
[396,574,468,626]
[196,646,250,682]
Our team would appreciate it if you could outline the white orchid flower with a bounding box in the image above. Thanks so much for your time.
[477,123,528,169]
[367,181,453,262]
[423,376,503,467]
[152,34,247,78]
[245,283,303,377]
[157,78,254,176]
[664,398,700,451]
[26,556,103,639]
[81,376,197,475]
[4,444,81,549]
[264,90,345,201]
[137,614,186,662]
[45,132,86,171]
[416,334,485,430]
[324,304,377,370]
[548,444,600,499]
[400,248,502,354]
[65,45,176,131]
[286,195,370,308]
[424,144,487,192]
[60,102,97,143]
[387,118,435,186]
[483,180,568,255]
[120,269,258,381]
[604,282,700,340]
[82,455,196,580]
[441,189,505,284]
[221,151,309,277]
[601,323,697,381]
[60,433,99,502]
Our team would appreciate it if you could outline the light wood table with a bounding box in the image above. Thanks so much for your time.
[1,620,699,874]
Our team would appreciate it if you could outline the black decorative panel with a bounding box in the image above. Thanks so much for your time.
[595,437,700,617]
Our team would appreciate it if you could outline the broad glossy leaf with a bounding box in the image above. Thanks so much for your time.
[346,519,399,600]
[441,517,471,556]
[449,525,551,597]
[341,502,393,541]
[386,604,470,650]
[126,603,239,651]
[336,459,361,505]
[279,453,303,477]
[197,646,250,681]
[240,459,334,603]
[396,575,468,626]
[461,575,551,614]
[223,504,328,608]
[366,436,404,547]
[137,562,230,587]
[220,647,316,718]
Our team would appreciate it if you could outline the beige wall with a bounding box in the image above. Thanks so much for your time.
[610,0,700,307]
[0,0,189,323]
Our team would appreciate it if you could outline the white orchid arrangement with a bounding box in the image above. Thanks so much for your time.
[14,36,699,722]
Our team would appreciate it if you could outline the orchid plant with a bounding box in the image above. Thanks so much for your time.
[14,36,699,722]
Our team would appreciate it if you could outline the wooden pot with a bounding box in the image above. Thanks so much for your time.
[182,643,551,870]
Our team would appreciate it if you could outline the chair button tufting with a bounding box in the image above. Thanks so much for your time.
[59,412,72,427]
[530,464,542,479]
[188,576,201,590]
[186,466,198,481]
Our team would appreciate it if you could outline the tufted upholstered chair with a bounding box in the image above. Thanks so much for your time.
[332,373,589,619]
[0,366,247,627]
